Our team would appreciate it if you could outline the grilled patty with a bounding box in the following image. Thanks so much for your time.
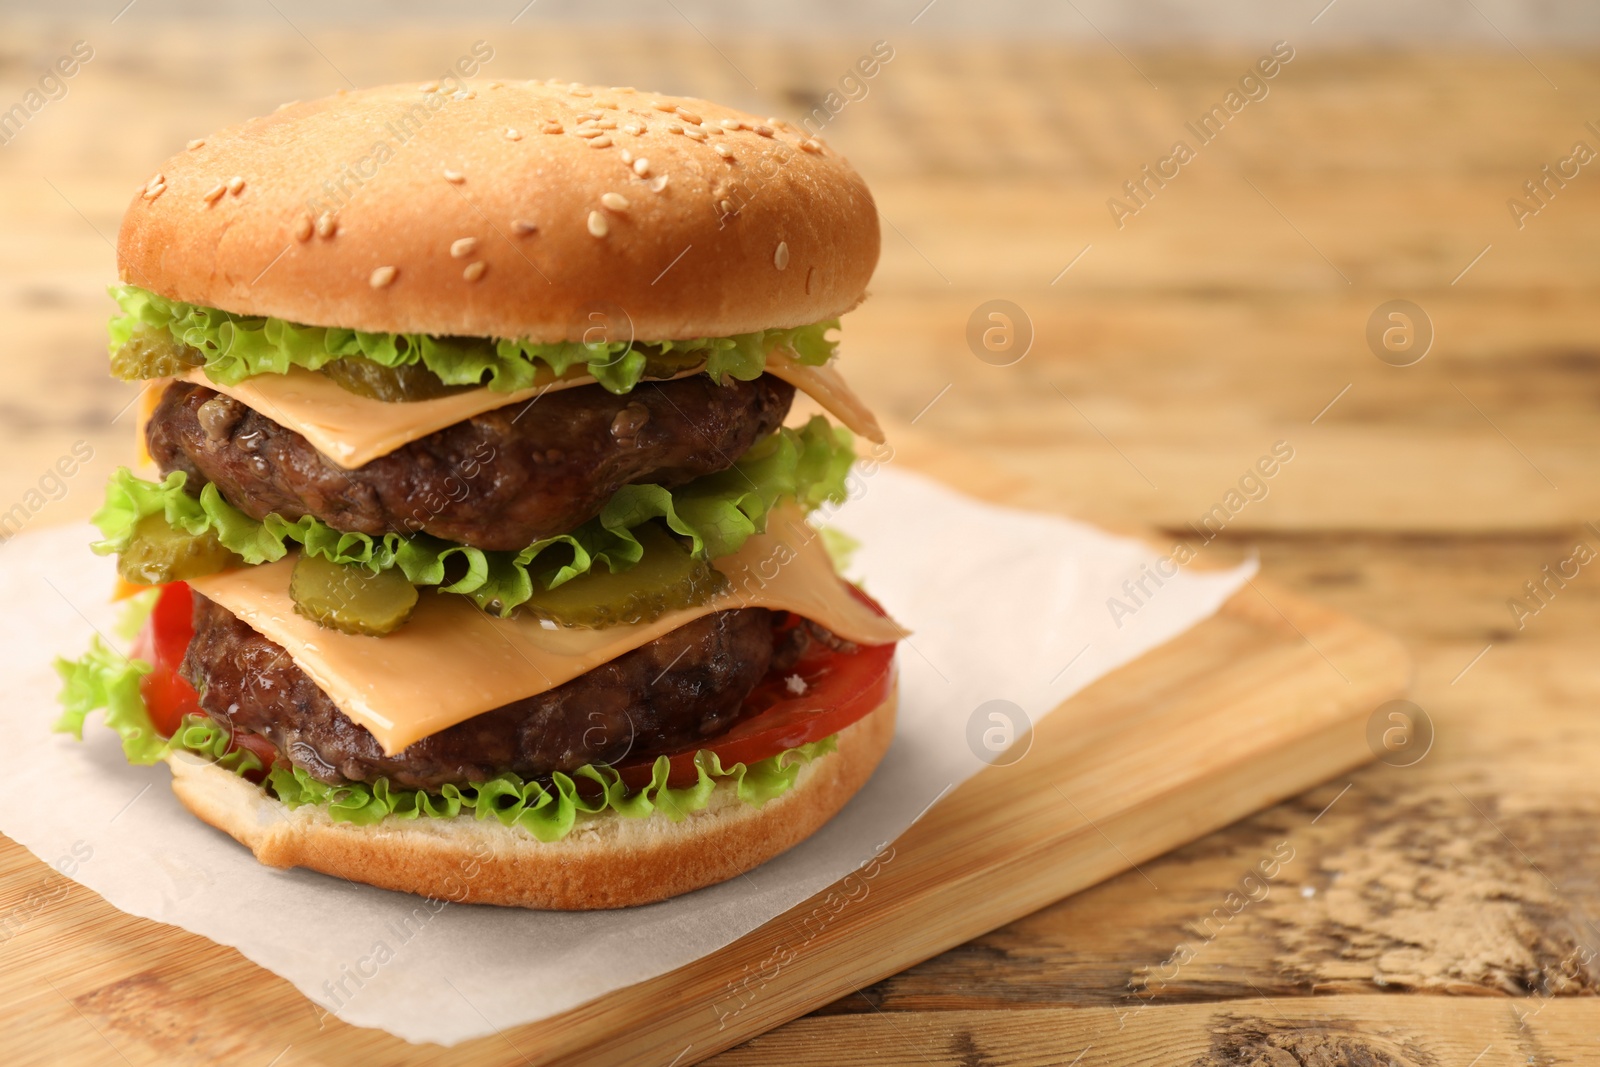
[182,592,786,791]
[147,373,795,552]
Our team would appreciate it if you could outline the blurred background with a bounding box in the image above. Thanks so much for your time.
[6,0,1600,1054]
[4,0,1599,539]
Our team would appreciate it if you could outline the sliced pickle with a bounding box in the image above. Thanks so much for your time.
[289,554,418,636]
[109,326,205,381]
[320,356,471,402]
[117,512,240,585]
[520,524,727,628]
[639,347,708,380]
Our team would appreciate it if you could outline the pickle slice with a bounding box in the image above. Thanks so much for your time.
[519,523,727,628]
[320,355,471,402]
[117,513,240,585]
[109,326,206,381]
[639,348,708,381]
[290,554,418,636]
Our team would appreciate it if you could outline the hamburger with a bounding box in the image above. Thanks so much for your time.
[54,79,905,910]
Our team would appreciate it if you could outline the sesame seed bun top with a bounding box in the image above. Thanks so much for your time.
[117,79,881,342]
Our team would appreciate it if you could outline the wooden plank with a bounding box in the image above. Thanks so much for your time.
[703,997,1595,1066]
[799,531,1600,1024]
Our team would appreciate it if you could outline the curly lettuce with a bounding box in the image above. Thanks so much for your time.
[109,284,838,395]
[91,416,854,615]
[267,737,835,842]
[54,641,833,841]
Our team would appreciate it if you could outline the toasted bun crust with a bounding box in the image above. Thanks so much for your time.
[118,80,879,342]
[166,690,896,910]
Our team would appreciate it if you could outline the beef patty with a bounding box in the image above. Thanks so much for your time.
[183,592,785,791]
[147,373,795,551]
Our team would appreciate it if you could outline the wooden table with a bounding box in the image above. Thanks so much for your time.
[4,18,1599,1063]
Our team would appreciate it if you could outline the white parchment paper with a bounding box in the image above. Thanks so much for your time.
[0,466,1252,1045]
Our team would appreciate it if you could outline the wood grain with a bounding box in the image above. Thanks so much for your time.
[1,19,1596,1066]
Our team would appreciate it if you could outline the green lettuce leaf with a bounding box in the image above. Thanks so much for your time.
[109,284,837,395]
[266,736,836,842]
[53,640,834,840]
[91,416,854,615]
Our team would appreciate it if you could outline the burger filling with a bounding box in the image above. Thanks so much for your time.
[184,593,852,792]
[59,288,900,837]
[146,373,796,550]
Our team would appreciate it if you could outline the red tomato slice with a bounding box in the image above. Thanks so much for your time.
[131,581,275,776]
[131,581,201,737]
[616,589,898,790]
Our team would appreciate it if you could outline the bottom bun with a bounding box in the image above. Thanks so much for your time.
[166,688,897,910]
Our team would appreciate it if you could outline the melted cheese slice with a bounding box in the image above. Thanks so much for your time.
[178,366,580,469]
[766,351,884,444]
[187,507,906,755]
[180,354,884,470]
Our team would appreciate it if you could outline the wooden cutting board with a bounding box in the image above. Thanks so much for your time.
[0,433,1408,1067]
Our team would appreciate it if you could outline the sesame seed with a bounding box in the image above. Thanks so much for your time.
[633,157,651,176]
[801,138,823,153]
[587,211,609,237]
[650,100,674,111]
[462,261,487,282]
[597,100,619,109]
[719,198,733,214]
[666,122,684,134]
[676,108,702,125]
[505,128,522,140]
[611,86,636,93]
[651,175,670,192]
[146,172,164,189]
[202,182,226,204]
[512,218,537,234]
[597,118,617,130]
[443,169,465,183]
[418,81,439,92]
[754,125,775,138]
[275,100,298,112]
[575,128,606,139]
[569,87,593,98]
[588,135,613,148]
[601,192,630,211]
[619,148,633,164]
[719,119,743,130]
[623,123,644,136]
[226,175,245,195]
[574,111,601,122]
[316,212,338,238]
[713,143,733,158]
[774,242,790,270]
[543,122,564,134]
[293,215,314,242]
[489,80,504,89]
[370,265,397,288]
[142,183,166,201]
[684,127,708,141]
[450,237,478,258]
[186,138,206,150]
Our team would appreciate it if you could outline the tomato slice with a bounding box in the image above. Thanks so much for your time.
[131,581,276,776]
[615,588,898,789]
[131,581,202,737]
